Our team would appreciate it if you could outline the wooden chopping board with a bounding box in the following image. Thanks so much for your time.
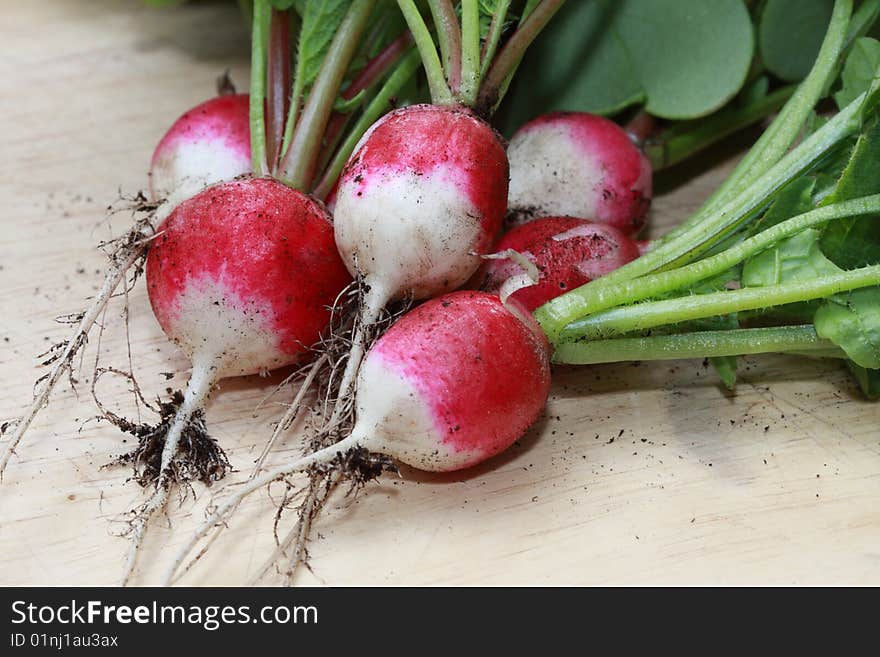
[1,0,878,586]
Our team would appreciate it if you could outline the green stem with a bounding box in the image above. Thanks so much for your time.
[312,49,422,200]
[700,0,852,211]
[398,0,453,104]
[279,11,304,164]
[458,0,481,105]
[644,85,796,171]
[249,0,270,176]
[535,91,868,342]
[561,265,880,341]
[543,196,880,342]
[648,0,853,252]
[554,326,844,364]
[476,0,566,114]
[480,0,512,79]
[427,0,461,93]
[831,0,880,94]
[278,0,376,191]
[314,32,412,177]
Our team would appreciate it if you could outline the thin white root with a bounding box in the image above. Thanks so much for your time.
[326,284,387,430]
[282,471,341,586]
[120,364,215,586]
[246,469,342,586]
[161,433,362,586]
[248,482,319,586]
[169,354,329,584]
[0,193,168,481]
[120,479,172,587]
[0,242,150,480]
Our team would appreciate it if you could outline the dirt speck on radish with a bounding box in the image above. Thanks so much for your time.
[507,112,652,235]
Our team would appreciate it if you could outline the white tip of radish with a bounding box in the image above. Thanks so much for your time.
[162,276,295,378]
[350,355,483,471]
[507,112,652,236]
[334,167,487,300]
[149,94,251,204]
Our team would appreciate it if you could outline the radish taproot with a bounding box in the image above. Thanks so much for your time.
[163,290,551,583]
[121,176,350,584]
[483,216,641,312]
[507,112,653,236]
[149,94,251,204]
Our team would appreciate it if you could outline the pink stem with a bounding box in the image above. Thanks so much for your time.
[267,9,291,171]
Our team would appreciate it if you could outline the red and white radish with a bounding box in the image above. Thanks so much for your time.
[147,177,349,378]
[164,290,551,582]
[482,216,641,312]
[330,104,509,410]
[348,290,551,470]
[149,94,251,204]
[124,176,350,584]
[335,104,508,309]
[507,112,653,236]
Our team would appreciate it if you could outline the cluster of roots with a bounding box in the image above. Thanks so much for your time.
[251,280,406,581]
[105,390,231,489]
[11,213,407,583]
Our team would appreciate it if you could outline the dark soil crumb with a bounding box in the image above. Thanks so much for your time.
[104,391,231,488]
[317,445,397,489]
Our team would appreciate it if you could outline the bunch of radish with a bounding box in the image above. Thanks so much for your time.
[16,0,874,588]
[5,0,613,585]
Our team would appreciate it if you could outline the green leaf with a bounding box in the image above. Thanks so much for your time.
[846,360,880,399]
[820,118,880,268]
[759,0,835,82]
[269,0,298,9]
[741,179,820,322]
[743,229,843,287]
[498,0,754,129]
[749,177,817,234]
[627,0,754,118]
[814,287,880,368]
[834,36,880,109]
[294,0,352,91]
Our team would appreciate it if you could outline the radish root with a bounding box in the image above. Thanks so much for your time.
[169,353,329,584]
[120,363,215,586]
[0,197,159,480]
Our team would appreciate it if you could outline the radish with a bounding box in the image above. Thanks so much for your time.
[506,112,653,236]
[329,103,508,412]
[482,216,641,312]
[163,290,552,583]
[334,104,507,311]
[149,94,251,204]
[121,176,350,584]
[319,0,567,422]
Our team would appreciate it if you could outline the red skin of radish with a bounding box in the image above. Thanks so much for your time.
[352,291,551,471]
[342,104,507,230]
[149,94,251,203]
[482,217,641,312]
[334,104,509,302]
[146,177,351,377]
[507,112,652,236]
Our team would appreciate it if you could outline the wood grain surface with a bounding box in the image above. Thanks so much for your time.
[1,1,878,586]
